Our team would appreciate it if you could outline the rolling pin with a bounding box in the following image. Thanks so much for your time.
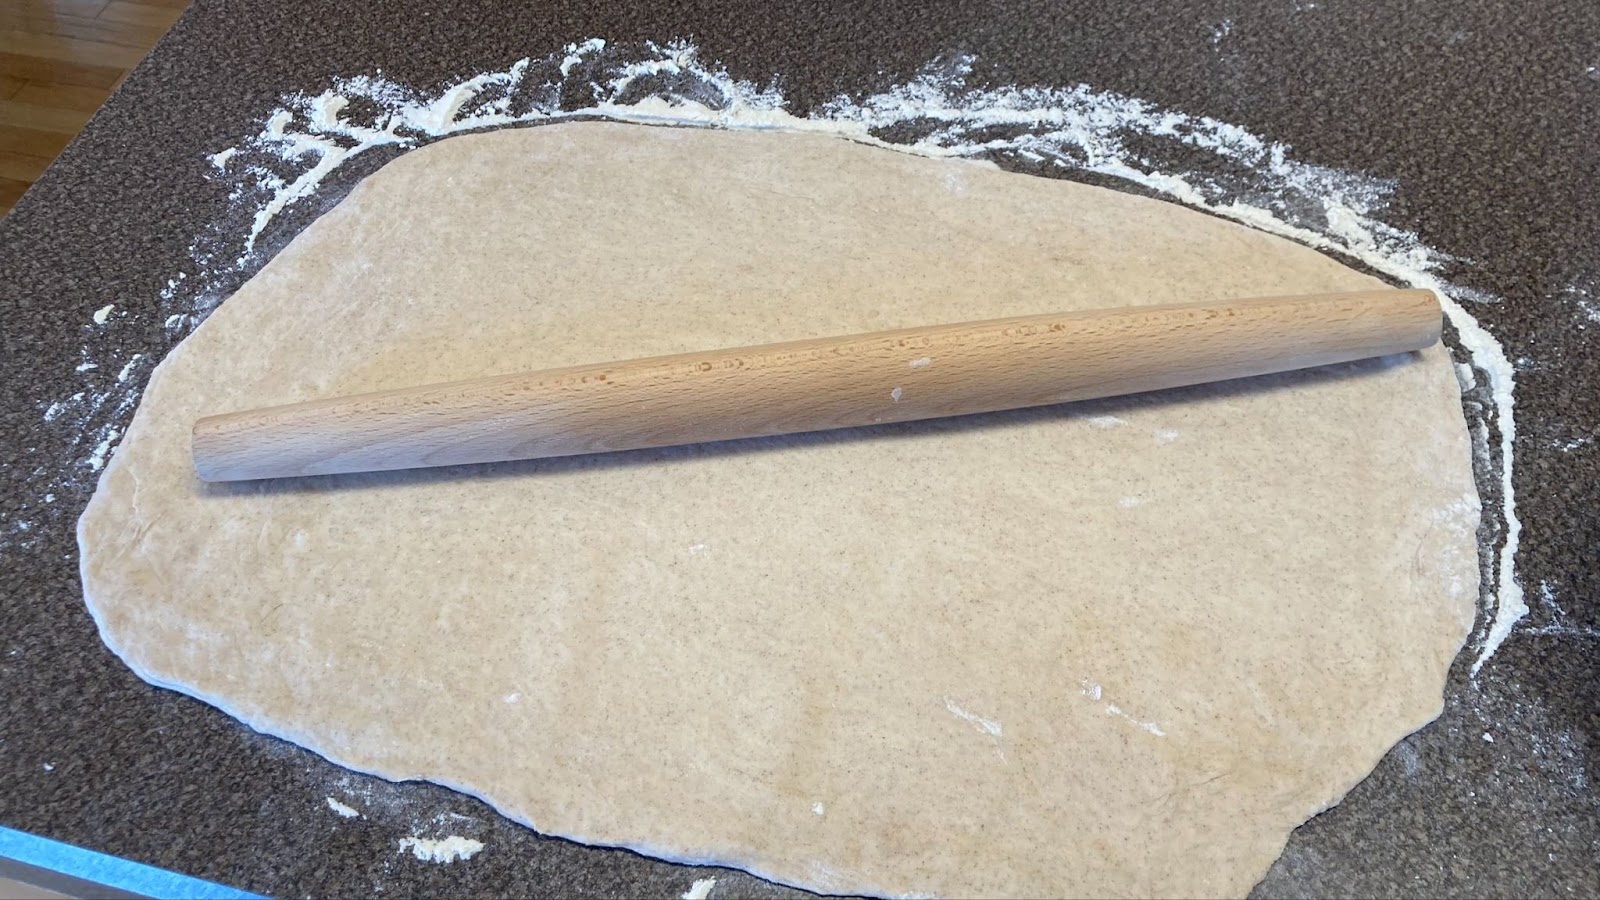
[192,289,1440,481]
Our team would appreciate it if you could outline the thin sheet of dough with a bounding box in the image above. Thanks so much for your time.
[79,123,1480,898]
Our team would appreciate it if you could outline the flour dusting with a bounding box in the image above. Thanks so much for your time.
[1562,282,1600,326]
[1526,579,1600,639]
[44,38,1527,672]
[115,354,143,383]
[86,428,120,472]
[1081,680,1165,736]
[682,876,716,900]
[325,796,361,818]
[1104,704,1167,737]
[398,835,483,863]
[943,697,1003,737]
[945,695,1009,765]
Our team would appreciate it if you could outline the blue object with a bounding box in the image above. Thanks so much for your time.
[0,826,263,899]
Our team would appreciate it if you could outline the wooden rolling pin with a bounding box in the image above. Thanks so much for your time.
[192,289,1440,481]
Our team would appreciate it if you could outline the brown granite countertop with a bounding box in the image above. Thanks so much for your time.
[0,1,1594,896]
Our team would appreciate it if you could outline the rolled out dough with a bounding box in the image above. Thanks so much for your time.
[79,122,1480,898]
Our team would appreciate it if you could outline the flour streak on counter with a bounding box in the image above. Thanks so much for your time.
[397,834,484,864]
[681,876,716,900]
[325,796,362,819]
[36,39,1526,671]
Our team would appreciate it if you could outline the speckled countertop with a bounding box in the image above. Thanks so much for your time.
[0,1,1595,897]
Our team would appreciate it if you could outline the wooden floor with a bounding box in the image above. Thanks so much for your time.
[0,0,187,218]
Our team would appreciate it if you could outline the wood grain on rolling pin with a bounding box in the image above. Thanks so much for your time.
[191,289,1441,481]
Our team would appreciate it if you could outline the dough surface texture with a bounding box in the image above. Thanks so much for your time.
[79,122,1480,898]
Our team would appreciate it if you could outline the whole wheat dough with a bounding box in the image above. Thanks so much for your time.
[79,122,1480,898]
